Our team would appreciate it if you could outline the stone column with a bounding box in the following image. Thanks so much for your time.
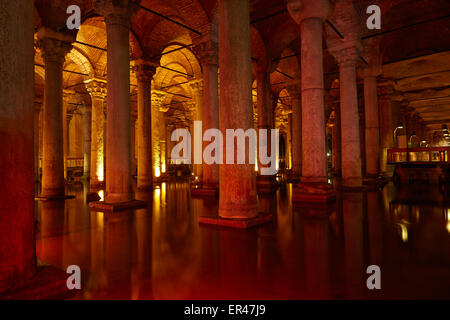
[0,0,36,291]
[85,78,107,189]
[361,57,382,180]
[37,28,74,199]
[190,80,204,181]
[94,0,141,205]
[331,46,363,188]
[131,108,137,177]
[218,0,257,219]
[256,70,277,191]
[82,103,92,180]
[193,39,219,191]
[287,0,335,203]
[135,60,156,191]
[287,83,302,181]
[34,102,42,184]
[378,83,395,175]
[151,90,167,179]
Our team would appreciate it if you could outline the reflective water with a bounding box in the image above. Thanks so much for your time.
[35,181,450,299]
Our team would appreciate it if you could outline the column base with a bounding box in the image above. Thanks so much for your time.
[89,180,105,190]
[0,265,76,300]
[137,185,154,193]
[256,175,279,193]
[199,213,272,229]
[363,174,388,189]
[86,192,101,202]
[89,200,147,212]
[191,186,219,197]
[293,182,336,205]
[35,194,75,201]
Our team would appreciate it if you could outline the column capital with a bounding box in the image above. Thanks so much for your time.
[286,81,302,99]
[132,59,157,83]
[189,79,204,94]
[151,90,167,111]
[287,0,331,24]
[84,78,107,99]
[36,27,74,64]
[329,43,361,68]
[94,0,141,28]
[193,40,218,66]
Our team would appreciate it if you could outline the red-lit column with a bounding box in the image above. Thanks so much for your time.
[288,0,335,203]
[287,83,302,181]
[37,28,74,199]
[332,46,363,188]
[0,0,37,291]
[135,60,156,192]
[218,0,257,220]
[361,57,382,180]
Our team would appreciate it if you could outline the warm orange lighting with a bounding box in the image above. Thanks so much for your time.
[97,161,104,182]
[155,167,161,178]
[98,190,104,201]
[161,163,166,173]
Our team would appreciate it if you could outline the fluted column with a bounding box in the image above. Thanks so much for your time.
[37,28,74,199]
[287,0,335,203]
[287,83,302,181]
[0,0,36,291]
[218,0,257,219]
[94,0,141,203]
[135,61,156,191]
[331,46,363,188]
[82,103,92,180]
[85,78,107,189]
[360,55,382,179]
[193,39,219,191]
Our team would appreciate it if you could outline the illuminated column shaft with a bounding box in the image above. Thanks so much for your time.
[85,79,107,189]
[336,48,362,188]
[190,80,204,181]
[38,29,73,198]
[151,91,167,178]
[218,0,257,218]
[0,0,37,291]
[135,61,156,191]
[194,39,219,189]
[82,104,92,179]
[34,103,42,183]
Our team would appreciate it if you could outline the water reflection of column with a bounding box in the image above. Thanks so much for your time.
[132,207,153,299]
[342,191,365,299]
[38,201,66,268]
[87,211,106,298]
[256,194,280,296]
[220,229,258,298]
[104,213,133,298]
[366,191,383,266]
[199,199,220,292]
[303,208,331,298]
